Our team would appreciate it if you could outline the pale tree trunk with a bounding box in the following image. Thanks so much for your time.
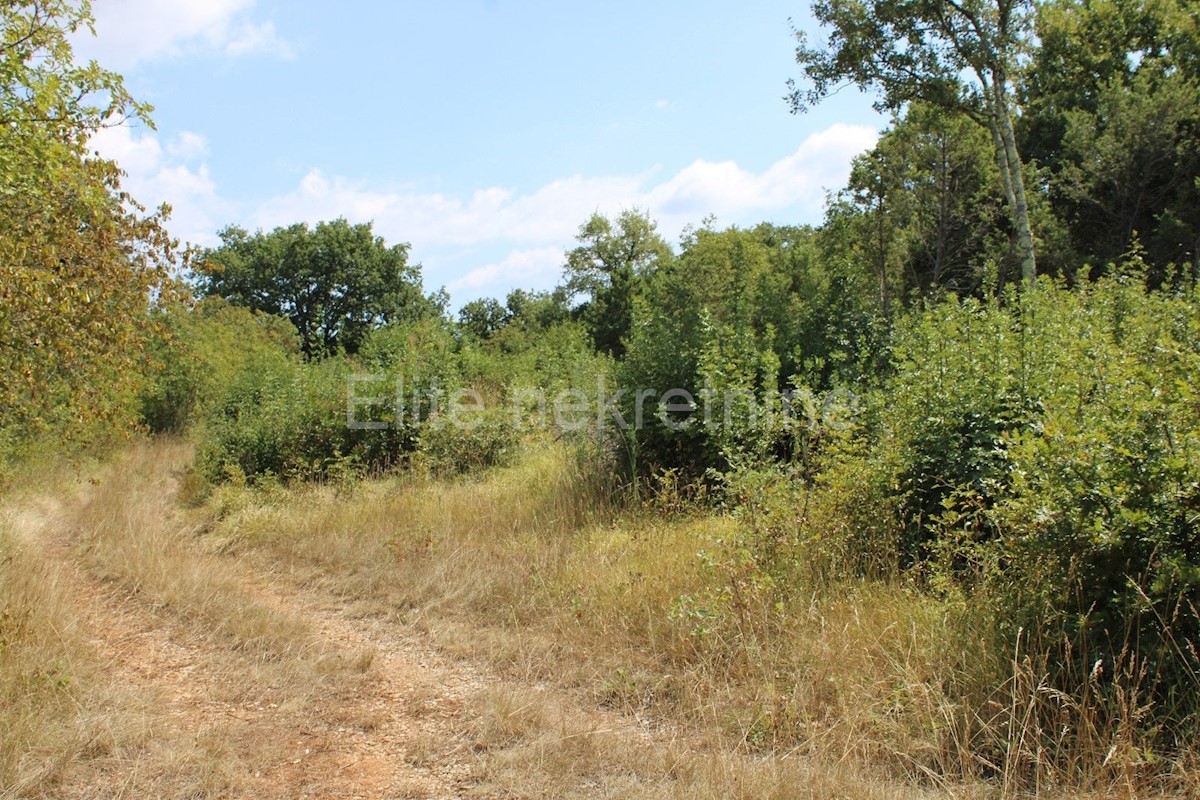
[875,196,891,318]
[996,100,1036,284]
[987,77,1037,284]
[934,132,950,287]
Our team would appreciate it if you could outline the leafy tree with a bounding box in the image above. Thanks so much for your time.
[195,219,433,359]
[562,209,672,358]
[503,287,571,331]
[825,103,1009,300]
[1021,0,1200,277]
[621,223,872,477]
[789,0,1040,283]
[457,288,573,345]
[458,297,508,340]
[0,0,176,458]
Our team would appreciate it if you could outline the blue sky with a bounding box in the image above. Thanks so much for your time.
[79,0,885,307]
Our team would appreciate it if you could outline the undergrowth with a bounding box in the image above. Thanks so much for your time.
[209,438,1200,798]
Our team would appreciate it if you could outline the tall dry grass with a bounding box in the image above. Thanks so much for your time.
[0,440,377,797]
[0,518,135,795]
[0,452,161,797]
[72,440,315,657]
[204,438,1197,798]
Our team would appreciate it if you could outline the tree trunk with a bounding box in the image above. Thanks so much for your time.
[934,133,949,287]
[986,119,1018,240]
[989,80,1037,284]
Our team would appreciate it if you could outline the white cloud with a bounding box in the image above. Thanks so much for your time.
[74,0,293,69]
[223,20,290,58]
[252,170,652,249]
[92,121,878,300]
[89,125,228,247]
[645,123,881,226]
[252,122,878,256]
[447,247,564,298]
[166,131,209,161]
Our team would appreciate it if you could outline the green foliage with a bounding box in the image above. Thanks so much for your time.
[826,103,1011,299]
[194,218,435,359]
[197,357,381,483]
[987,277,1200,709]
[357,315,461,388]
[458,316,610,427]
[620,222,882,479]
[1018,0,1200,277]
[562,209,672,358]
[791,0,1040,280]
[0,0,176,464]
[414,408,516,477]
[795,272,1200,739]
[139,297,300,434]
[457,297,508,340]
[876,294,1032,569]
[195,317,473,485]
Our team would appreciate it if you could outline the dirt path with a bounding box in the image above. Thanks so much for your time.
[4,462,491,799]
[4,446,941,800]
[234,574,490,798]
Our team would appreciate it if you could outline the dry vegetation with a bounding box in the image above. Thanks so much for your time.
[206,439,1200,798]
[2,438,1196,798]
[2,442,446,798]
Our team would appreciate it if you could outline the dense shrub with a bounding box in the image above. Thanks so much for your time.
[196,357,410,483]
[414,408,517,477]
[139,298,300,434]
[458,319,607,401]
[194,317,518,484]
[793,273,1200,743]
[988,277,1200,713]
[620,224,885,481]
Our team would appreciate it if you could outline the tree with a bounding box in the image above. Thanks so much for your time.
[0,0,176,456]
[195,219,433,359]
[503,288,570,331]
[1020,0,1200,278]
[825,103,1008,301]
[458,297,508,340]
[561,209,672,358]
[789,0,1040,283]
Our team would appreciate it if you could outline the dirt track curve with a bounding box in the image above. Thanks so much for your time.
[4,461,491,798]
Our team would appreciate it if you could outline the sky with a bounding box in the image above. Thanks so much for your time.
[76,0,886,308]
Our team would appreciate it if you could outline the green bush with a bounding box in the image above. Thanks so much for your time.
[987,277,1200,712]
[620,224,885,481]
[197,356,412,483]
[138,298,300,434]
[194,318,483,485]
[414,407,516,477]
[807,273,1200,739]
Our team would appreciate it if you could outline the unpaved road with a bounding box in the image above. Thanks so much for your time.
[2,446,937,800]
[5,468,493,798]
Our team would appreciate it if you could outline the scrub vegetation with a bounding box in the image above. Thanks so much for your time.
[4,0,1200,796]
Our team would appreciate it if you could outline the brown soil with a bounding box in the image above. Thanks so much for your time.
[7,476,492,798]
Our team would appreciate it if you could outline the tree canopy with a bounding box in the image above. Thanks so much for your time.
[194,219,436,359]
[0,0,176,455]
[561,209,672,358]
[790,0,1040,282]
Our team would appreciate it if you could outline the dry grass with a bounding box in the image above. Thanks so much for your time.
[72,440,314,658]
[210,438,1200,799]
[0,440,382,797]
[463,682,945,800]
[9,437,1192,797]
[0,447,169,798]
[0,517,145,796]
